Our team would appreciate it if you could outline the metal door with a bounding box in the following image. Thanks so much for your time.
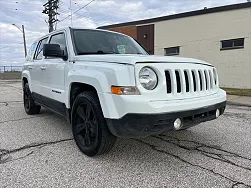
[137,24,154,54]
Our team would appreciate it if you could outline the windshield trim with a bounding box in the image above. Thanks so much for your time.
[70,28,148,56]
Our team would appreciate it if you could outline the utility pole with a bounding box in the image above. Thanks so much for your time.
[42,0,59,32]
[12,24,27,57]
[70,0,73,27]
[22,25,27,57]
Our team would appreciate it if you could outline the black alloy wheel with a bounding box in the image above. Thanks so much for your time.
[72,92,117,157]
[23,83,41,115]
[74,101,98,148]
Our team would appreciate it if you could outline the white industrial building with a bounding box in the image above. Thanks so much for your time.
[99,2,251,89]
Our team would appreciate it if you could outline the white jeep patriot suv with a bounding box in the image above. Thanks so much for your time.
[22,27,226,157]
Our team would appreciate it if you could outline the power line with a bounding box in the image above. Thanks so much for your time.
[0,7,42,11]
[59,0,95,23]
[1,1,42,5]
[72,5,116,27]
[58,9,71,14]
[70,1,127,27]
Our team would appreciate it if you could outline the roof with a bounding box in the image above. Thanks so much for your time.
[98,2,251,29]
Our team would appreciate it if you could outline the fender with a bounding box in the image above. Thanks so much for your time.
[65,64,135,118]
[65,69,112,117]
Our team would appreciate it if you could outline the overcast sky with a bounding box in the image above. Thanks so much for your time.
[0,0,245,66]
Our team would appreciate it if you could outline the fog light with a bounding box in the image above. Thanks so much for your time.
[216,109,220,118]
[174,118,182,130]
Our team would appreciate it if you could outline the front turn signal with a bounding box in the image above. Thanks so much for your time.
[111,86,140,95]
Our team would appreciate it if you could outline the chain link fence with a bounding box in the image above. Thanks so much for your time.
[0,66,22,73]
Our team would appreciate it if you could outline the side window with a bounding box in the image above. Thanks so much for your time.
[49,33,67,52]
[34,37,48,60]
[26,42,37,61]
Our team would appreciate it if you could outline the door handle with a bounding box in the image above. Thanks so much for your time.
[40,66,47,71]
[28,66,33,70]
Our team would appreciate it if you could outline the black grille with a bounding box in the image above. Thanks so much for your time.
[175,71,181,93]
[164,68,216,94]
[165,71,172,93]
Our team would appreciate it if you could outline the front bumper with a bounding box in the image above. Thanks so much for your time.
[106,101,226,138]
[100,89,226,119]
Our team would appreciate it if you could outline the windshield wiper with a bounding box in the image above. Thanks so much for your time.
[78,50,118,55]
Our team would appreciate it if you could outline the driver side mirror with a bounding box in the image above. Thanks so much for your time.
[43,44,67,60]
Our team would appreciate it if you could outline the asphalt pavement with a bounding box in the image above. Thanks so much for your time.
[0,81,251,188]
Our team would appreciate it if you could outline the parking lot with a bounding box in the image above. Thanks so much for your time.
[0,81,251,188]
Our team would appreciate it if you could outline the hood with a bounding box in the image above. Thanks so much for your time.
[72,54,212,66]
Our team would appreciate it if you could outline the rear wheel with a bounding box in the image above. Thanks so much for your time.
[71,91,117,157]
[23,83,41,115]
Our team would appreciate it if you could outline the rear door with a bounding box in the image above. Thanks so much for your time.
[25,41,37,89]
[31,37,49,102]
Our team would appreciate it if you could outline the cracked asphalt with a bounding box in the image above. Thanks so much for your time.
[0,81,251,188]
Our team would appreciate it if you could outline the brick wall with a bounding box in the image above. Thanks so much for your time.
[108,25,137,39]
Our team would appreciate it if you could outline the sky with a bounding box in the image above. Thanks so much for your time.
[0,0,245,67]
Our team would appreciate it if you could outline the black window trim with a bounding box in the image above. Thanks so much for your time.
[33,37,49,60]
[69,28,78,56]
[48,32,68,59]
[220,38,244,51]
[164,46,180,56]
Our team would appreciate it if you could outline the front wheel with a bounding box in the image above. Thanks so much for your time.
[23,83,41,115]
[71,91,117,157]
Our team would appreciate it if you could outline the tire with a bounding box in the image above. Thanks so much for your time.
[71,91,117,157]
[23,83,41,115]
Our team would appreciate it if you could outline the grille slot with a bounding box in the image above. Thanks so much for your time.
[175,71,181,93]
[213,68,217,85]
[209,70,214,89]
[165,71,172,93]
[204,70,208,90]
[198,71,203,91]
[184,70,189,92]
[191,71,196,92]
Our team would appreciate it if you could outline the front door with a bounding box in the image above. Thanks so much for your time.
[137,24,154,54]
[40,32,67,111]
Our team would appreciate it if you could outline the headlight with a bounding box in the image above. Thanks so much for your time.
[139,67,158,90]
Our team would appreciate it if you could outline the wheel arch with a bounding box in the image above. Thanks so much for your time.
[69,82,98,109]
[21,71,31,90]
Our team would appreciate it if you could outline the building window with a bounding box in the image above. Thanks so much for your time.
[165,46,180,56]
[221,38,244,50]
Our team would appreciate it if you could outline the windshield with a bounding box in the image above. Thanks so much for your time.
[72,29,148,55]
